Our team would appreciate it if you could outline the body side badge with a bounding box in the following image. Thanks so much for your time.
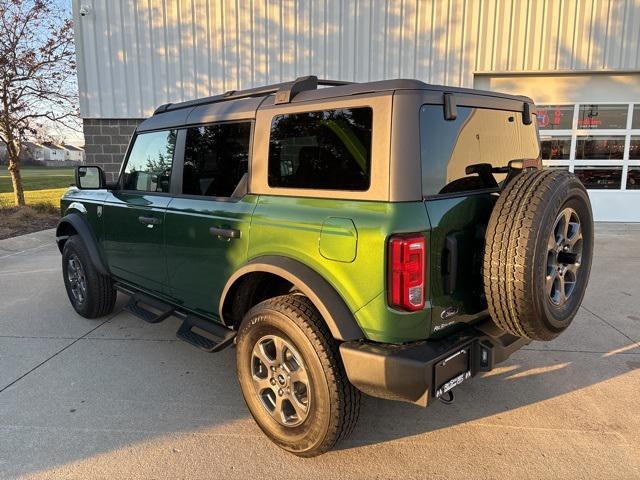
[440,306,459,320]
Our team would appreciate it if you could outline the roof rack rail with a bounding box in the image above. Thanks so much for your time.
[153,76,355,115]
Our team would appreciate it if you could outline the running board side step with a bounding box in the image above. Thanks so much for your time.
[176,315,236,353]
[119,287,175,324]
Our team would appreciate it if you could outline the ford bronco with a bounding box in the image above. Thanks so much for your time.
[57,76,593,456]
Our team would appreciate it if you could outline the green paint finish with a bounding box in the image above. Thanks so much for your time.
[163,195,258,316]
[61,188,108,255]
[248,195,432,343]
[319,217,357,263]
[424,193,497,338]
[101,191,173,296]
[61,188,456,344]
[354,291,433,343]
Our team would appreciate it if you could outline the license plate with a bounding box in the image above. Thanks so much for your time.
[434,346,472,398]
[435,370,471,398]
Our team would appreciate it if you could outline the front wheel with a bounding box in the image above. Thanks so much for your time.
[62,236,117,319]
[235,295,360,457]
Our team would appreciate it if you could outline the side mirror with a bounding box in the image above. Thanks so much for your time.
[75,165,105,190]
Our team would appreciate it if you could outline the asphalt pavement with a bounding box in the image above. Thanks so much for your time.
[0,225,639,479]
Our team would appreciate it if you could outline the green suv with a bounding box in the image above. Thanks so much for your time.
[57,76,594,456]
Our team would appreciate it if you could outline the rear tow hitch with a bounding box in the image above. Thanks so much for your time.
[438,390,455,405]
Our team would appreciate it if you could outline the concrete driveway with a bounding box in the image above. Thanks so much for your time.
[1,226,639,480]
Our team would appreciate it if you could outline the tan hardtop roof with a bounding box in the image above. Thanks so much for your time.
[137,76,533,133]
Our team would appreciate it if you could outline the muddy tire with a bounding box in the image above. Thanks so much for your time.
[62,236,117,318]
[235,295,360,457]
[484,170,594,341]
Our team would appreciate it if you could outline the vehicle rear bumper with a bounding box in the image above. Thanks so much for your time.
[339,320,529,407]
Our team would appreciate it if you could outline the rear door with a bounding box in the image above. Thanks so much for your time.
[102,129,178,296]
[420,104,540,335]
[163,121,257,318]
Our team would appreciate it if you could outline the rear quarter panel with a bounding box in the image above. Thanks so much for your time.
[248,196,432,343]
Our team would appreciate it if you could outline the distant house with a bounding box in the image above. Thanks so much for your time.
[63,144,85,162]
[20,142,85,164]
[22,141,46,162]
[40,142,67,162]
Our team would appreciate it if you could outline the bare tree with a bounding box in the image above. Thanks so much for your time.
[0,0,77,206]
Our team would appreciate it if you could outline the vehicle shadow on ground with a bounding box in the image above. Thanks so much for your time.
[340,337,639,452]
[3,226,640,476]
[2,297,638,478]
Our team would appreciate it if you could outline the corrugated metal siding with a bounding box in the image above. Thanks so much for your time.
[73,0,640,118]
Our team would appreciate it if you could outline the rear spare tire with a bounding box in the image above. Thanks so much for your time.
[484,170,593,341]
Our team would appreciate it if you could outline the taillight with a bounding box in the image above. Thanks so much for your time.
[388,234,426,311]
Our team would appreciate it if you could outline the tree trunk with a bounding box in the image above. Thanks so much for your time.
[7,149,25,207]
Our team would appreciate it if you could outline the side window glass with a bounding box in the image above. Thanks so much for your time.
[268,107,373,191]
[182,122,251,197]
[122,130,176,193]
[420,105,540,196]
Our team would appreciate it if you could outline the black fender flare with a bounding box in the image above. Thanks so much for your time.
[56,213,109,276]
[220,255,365,341]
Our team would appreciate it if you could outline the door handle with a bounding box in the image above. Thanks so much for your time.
[209,226,241,239]
[138,216,162,226]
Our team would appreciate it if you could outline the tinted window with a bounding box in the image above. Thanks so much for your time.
[574,166,622,189]
[540,136,571,160]
[630,136,640,160]
[420,105,540,196]
[627,167,640,189]
[575,136,625,160]
[537,105,574,130]
[122,130,176,192]
[633,105,640,129]
[268,107,372,191]
[577,104,627,129]
[183,122,251,197]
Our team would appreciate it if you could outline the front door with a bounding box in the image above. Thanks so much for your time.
[164,121,255,317]
[102,129,177,296]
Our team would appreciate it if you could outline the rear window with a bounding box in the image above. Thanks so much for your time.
[420,105,540,196]
[268,107,373,191]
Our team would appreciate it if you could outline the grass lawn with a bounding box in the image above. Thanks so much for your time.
[0,187,68,208]
[0,166,71,238]
[0,166,74,193]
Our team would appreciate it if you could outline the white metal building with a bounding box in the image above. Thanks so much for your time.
[73,0,640,221]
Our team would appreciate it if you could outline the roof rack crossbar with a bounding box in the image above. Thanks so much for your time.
[153,76,356,115]
[317,79,354,87]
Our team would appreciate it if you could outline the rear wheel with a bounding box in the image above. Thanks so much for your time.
[235,295,360,457]
[483,170,594,341]
[62,236,117,318]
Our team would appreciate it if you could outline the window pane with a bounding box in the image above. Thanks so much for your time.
[577,104,628,129]
[575,136,625,160]
[536,105,574,130]
[183,122,251,197]
[122,130,176,192]
[627,167,640,190]
[420,105,540,196]
[543,165,570,171]
[268,108,372,191]
[574,166,622,189]
[630,136,640,160]
[540,136,571,160]
[633,105,640,129]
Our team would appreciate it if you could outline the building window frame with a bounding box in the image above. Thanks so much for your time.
[539,103,640,191]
